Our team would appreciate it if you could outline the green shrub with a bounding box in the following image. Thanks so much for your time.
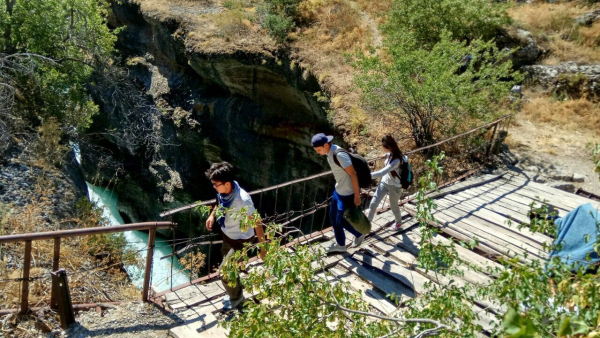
[384,0,510,49]
[263,13,295,43]
[259,0,302,42]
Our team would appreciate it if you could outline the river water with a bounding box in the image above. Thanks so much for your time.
[86,183,189,292]
[73,144,189,291]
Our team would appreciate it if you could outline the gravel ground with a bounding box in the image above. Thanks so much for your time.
[64,303,182,338]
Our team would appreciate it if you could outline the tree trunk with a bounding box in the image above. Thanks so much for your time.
[3,0,16,53]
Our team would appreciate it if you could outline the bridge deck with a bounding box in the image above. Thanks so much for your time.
[159,173,599,337]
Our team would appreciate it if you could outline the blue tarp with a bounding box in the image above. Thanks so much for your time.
[548,203,600,271]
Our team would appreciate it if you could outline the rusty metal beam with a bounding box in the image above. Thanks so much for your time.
[141,227,156,302]
[0,302,126,315]
[0,221,175,244]
[50,238,60,309]
[19,240,32,314]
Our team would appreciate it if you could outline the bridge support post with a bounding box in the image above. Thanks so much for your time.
[486,124,499,157]
[50,237,60,309]
[51,269,75,329]
[19,240,32,315]
[142,226,157,302]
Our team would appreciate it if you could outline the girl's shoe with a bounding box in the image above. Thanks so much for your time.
[389,222,402,231]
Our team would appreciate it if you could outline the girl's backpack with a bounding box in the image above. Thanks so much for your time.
[390,155,412,189]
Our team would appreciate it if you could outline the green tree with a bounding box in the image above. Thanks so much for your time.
[384,0,510,50]
[0,0,117,136]
[355,32,521,148]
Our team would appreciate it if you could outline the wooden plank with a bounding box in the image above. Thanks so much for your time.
[350,251,434,295]
[435,196,549,253]
[388,228,504,274]
[366,242,504,314]
[449,190,533,225]
[487,181,574,213]
[502,176,600,210]
[453,188,556,243]
[442,193,551,248]
[327,266,398,315]
[499,178,586,211]
[170,305,227,338]
[466,184,566,218]
[408,201,538,260]
[337,256,415,304]
[404,205,506,260]
[427,174,506,200]
[432,199,546,260]
[167,283,226,311]
[377,236,495,286]
[355,247,506,326]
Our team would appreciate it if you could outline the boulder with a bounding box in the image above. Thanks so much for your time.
[551,183,576,193]
[523,62,600,101]
[499,28,543,69]
[572,173,585,183]
[549,171,573,182]
[576,9,600,26]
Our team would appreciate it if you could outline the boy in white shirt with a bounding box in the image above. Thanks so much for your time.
[205,162,266,310]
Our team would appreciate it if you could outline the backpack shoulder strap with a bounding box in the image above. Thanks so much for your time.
[332,148,348,168]
[389,156,401,179]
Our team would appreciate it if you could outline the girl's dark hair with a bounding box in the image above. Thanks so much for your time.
[381,135,403,162]
[205,162,235,183]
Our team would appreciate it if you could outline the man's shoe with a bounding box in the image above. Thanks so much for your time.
[326,243,347,254]
[354,234,366,247]
[223,295,245,311]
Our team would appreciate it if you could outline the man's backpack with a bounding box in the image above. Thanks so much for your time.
[332,148,372,188]
[389,155,413,189]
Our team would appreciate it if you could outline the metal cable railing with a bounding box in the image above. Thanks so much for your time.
[157,114,513,292]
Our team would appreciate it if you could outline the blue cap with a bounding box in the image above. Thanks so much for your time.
[311,133,333,147]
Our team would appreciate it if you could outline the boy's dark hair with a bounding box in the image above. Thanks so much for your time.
[205,162,235,183]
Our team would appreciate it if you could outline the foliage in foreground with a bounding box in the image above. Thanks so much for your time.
[220,153,600,337]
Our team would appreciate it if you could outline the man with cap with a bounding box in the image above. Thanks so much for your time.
[312,133,365,253]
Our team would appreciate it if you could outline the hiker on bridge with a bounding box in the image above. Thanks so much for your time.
[205,162,266,311]
[312,133,365,254]
[365,135,407,231]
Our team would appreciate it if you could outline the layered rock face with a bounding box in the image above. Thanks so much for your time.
[81,1,336,233]
[524,62,600,101]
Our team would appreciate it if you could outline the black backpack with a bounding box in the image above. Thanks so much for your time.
[332,148,372,188]
[390,155,413,189]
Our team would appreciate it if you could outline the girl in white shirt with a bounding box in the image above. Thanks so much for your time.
[366,135,406,230]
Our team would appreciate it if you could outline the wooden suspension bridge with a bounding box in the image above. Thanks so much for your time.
[157,172,599,337]
[1,115,599,337]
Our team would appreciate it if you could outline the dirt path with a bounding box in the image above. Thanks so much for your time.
[506,115,600,195]
[344,0,383,48]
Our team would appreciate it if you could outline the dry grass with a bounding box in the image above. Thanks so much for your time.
[355,0,392,24]
[213,8,256,41]
[0,173,141,312]
[299,0,371,53]
[521,93,600,135]
[576,21,600,48]
[508,2,588,33]
[508,1,600,64]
